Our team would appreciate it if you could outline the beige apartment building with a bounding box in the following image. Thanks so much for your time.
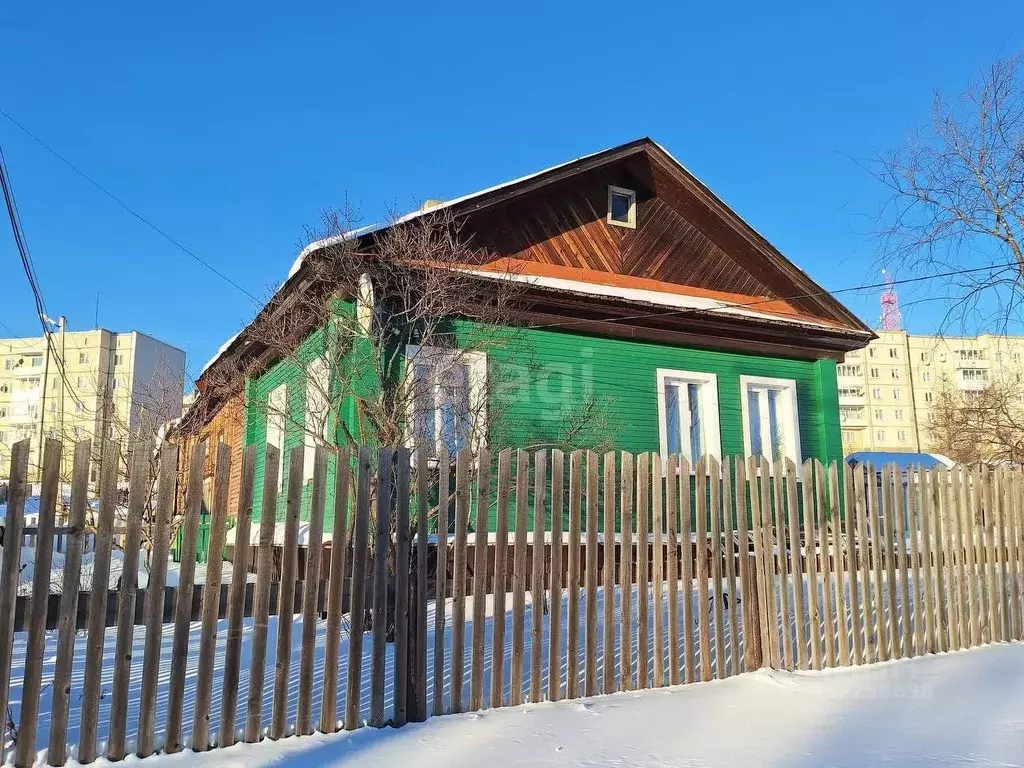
[0,324,186,487]
[838,330,1024,455]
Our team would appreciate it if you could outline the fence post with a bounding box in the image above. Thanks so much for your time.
[742,553,764,670]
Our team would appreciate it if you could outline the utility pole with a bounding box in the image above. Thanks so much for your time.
[58,316,66,448]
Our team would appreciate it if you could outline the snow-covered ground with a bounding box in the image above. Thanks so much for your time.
[56,643,1024,767]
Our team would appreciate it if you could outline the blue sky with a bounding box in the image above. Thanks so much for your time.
[1,1,1022,386]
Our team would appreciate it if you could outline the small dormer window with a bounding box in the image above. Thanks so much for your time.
[607,186,636,228]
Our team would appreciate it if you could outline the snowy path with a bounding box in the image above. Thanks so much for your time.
[88,643,1024,767]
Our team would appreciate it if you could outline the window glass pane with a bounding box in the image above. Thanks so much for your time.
[688,382,702,460]
[413,363,435,453]
[665,384,681,456]
[440,363,470,455]
[610,192,631,222]
[748,390,762,457]
[767,389,782,461]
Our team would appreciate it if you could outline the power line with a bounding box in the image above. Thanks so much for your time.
[0,108,261,304]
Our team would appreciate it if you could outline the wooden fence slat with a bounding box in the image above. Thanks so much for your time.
[412,447,430,722]
[271,448,304,738]
[709,456,725,679]
[995,468,1011,641]
[759,458,780,669]
[917,467,935,655]
[472,447,492,711]
[343,447,373,731]
[773,460,791,670]
[1004,467,1022,641]
[0,440,28,756]
[549,448,565,701]
[584,450,600,696]
[49,440,92,766]
[680,457,695,683]
[319,447,352,734]
[802,458,822,670]
[491,449,511,709]
[937,467,959,652]
[296,448,328,735]
[618,451,633,692]
[245,445,281,742]
[394,447,412,726]
[665,454,680,686]
[653,453,666,687]
[108,447,150,760]
[432,450,450,716]
[882,465,900,659]
[369,448,394,727]
[14,439,61,768]
[79,439,122,762]
[734,457,751,673]
[844,463,863,665]
[190,443,233,752]
[566,451,583,699]
[815,460,836,668]
[930,467,949,653]
[1015,469,1024,641]
[748,458,768,669]
[856,464,877,663]
[965,466,982,646]
[868,464,890,660]
[220,445,257,746]
[787,459,808,670]
[906,467,923,657]
[510,449,529,706]
[950,466,968,650]
[635,453,650,689]
[983,466,1000,643]
[892,462,912,659]
[696,457,711,682]
[972,466,987,644]
[829,462,850,667]
[722,457,738,676]
[531,449,547,702]
[602,451,616,694]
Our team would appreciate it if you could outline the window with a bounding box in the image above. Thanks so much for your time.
[847,350,862,359]
[75,402,84,413]
[76,376,88,389]
[740,376,801,466]
[922,371,932,383]
[958,349,985,362]
[3,359,11,371]
[606,186,636,228]
[898,430,908,442]
[837,364,861,377]
[266,384,287,489]
[656,369,721,464]
[874,409,884,421]
[304,356,331,481]
[920,352,929,363]
[838,387,863,398]
[890,369,900,379]
[872,387,883,398]
[842,429,857,442]
[0,384,7,394]
[839,406,863,422]
[114,353,124,366]
[111,378,121,391]
[895,409,904,420]
[0,407,6,419]
[924,391,933,404]
[409,346,488,458]
[889,348,899,359]
[876,430,885,442]
[1015,353,1022,363]
[30,356,43,368]
[25,376,40,389]
[962,369,989,382]
[868,347,877,358]
[51,379,59,391]
[870,368,879,379]
[27,405,38,419]
[0,430,5,442]
[893,388,903,401]
[78,352,89,364]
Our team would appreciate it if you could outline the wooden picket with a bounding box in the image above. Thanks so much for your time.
[4,442,1024,768]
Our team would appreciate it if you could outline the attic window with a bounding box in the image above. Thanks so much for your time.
[607,186,636,228]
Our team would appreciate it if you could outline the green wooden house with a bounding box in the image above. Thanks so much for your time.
[191,138,874,528]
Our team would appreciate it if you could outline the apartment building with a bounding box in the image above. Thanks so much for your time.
[838,330,1024,455]
[0,324,186,486]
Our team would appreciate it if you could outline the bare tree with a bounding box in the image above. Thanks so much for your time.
[874,54,1024,332]
[927,376,1024,464]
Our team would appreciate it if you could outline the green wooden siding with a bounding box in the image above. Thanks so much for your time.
[242,317,843,528]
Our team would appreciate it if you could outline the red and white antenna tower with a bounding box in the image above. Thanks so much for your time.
[880,268,902,331]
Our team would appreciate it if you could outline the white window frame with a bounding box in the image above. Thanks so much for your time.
[739,375,803,469]
[266,383,287,490]
[406,345,488,458]
[606,185,637,229]
[303,356,331,482]
[655,368,722,466]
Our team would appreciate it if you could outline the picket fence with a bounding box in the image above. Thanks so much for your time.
[1,436,1023,767]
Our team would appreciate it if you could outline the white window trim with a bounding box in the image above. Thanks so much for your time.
[406,344,488,457]
[655,368,721,466]
[739,375,803,470]
[266,383,287,490]
[606,185,637,229]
